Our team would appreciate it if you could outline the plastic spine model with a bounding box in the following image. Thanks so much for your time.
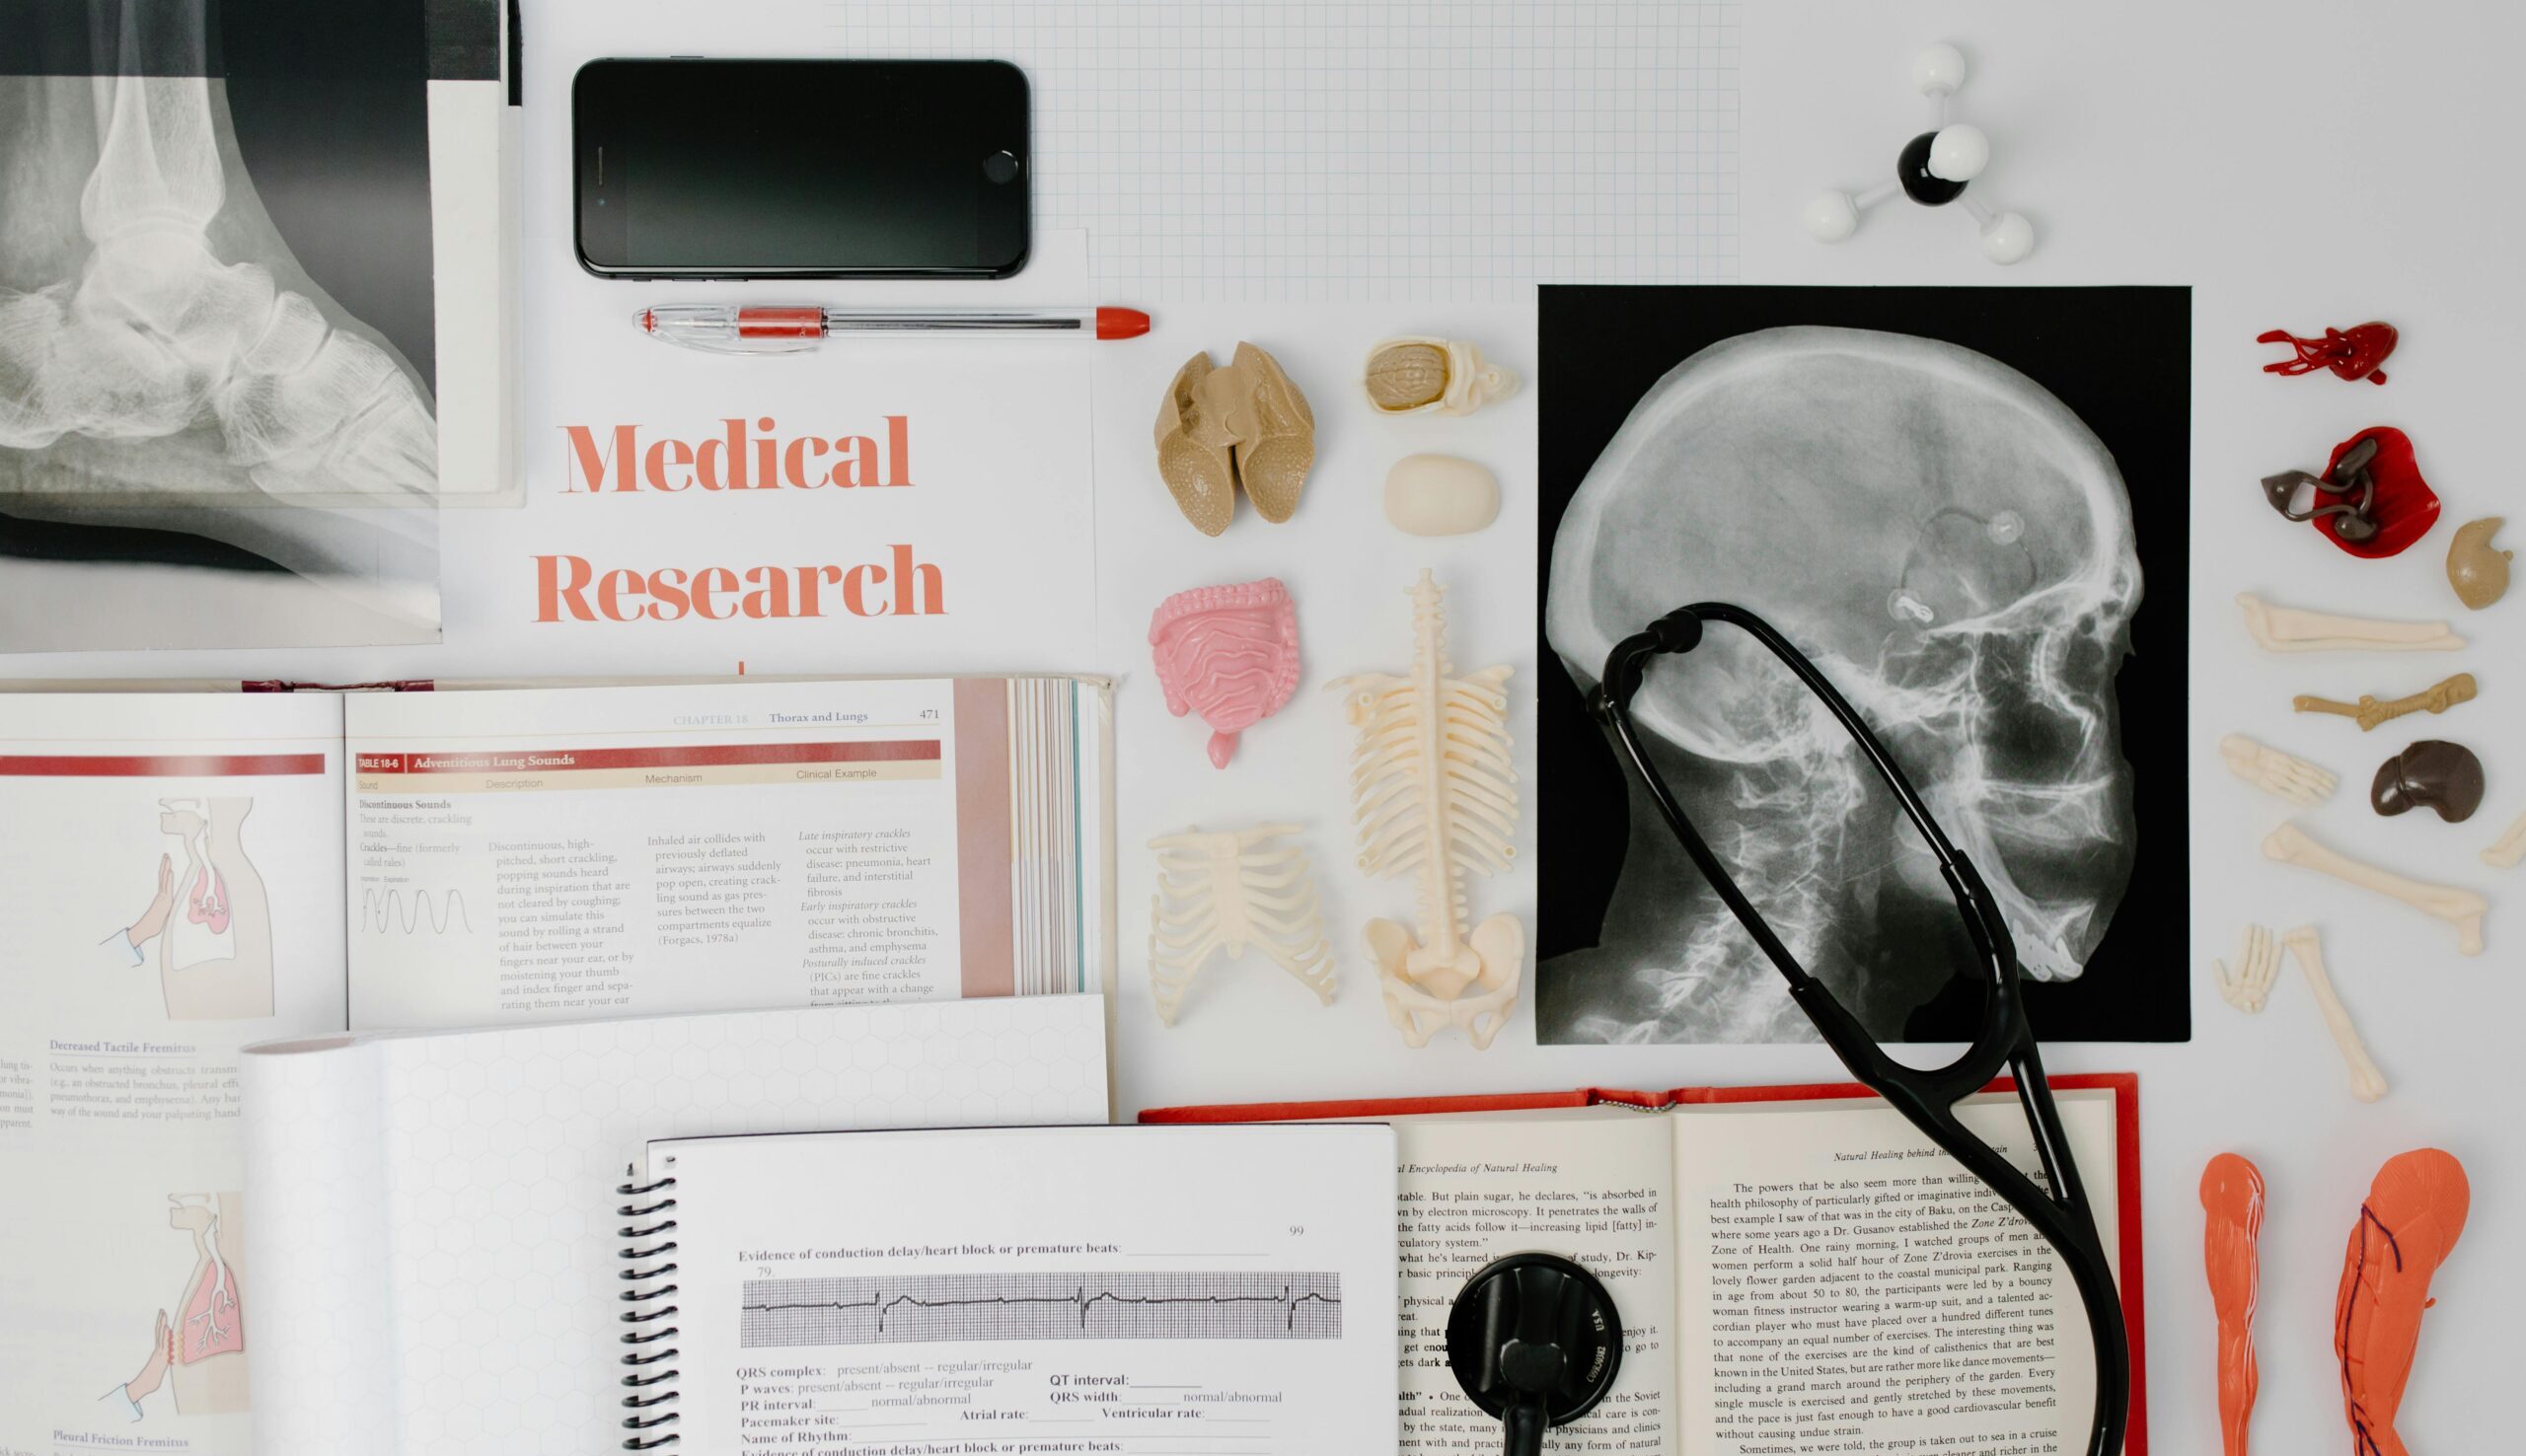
[1330,569,1523,1049]
[1147,823,1336,1025]
[616,1170,682,1449]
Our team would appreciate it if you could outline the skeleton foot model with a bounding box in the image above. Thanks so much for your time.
[2218,734,2337,806]
[2212,924,2279,1013]
[1147,824,1334,1026]
[2263,821,2488,955]
[2284,926,2388,1103]
[2237,594,2463,654]
[1331,570,1523,1049]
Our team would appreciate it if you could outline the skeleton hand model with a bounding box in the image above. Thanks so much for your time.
[1331,570,1523,1049]
[0,4,436,504]
[1803,44,2035,263]
[2218,734,2338,806]
[2263,821,2487,956]
[1147,823,1334,1025]
[2212,924,2278,1013]
[2284,926,2388,1103]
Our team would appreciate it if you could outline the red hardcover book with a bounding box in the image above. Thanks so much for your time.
[1147,1073,2145,1456]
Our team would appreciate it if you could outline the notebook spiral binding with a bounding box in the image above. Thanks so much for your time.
[617,1173,682,1449]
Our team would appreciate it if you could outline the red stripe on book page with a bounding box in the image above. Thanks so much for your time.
[367,742,938,773]
[953,679,1014,998]
[1140,1071,2147,1456]
[0,753,327,777]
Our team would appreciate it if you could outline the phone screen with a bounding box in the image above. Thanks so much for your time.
[574,59,1029,278]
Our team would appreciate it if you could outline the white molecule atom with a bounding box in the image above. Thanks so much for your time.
[1804,43,2035,264]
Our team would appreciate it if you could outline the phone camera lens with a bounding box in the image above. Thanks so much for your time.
[982,150,1020,185]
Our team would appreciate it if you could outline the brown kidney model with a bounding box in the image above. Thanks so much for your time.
[2370,739,2485,822]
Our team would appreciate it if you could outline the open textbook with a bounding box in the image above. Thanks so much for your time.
[1148,1078,2145,1456]
[241,1000,1117,1456]
[0,681,1111,1456]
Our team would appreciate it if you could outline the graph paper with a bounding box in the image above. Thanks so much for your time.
[739,1271,1347,1345]
[812,0,1741,300]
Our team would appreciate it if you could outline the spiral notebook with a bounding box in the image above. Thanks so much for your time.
[240,996,1111,1456]
[628,1124,1397,1453]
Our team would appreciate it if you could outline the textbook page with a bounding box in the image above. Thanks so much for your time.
[0,693,347,1456]
[1672,1091,2122,1456]
[1394,1112,1679,1455]
[660,1124,1398,1455]
[344,678,1098,1028]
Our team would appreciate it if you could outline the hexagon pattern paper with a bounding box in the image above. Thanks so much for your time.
[242,995,1107,1456]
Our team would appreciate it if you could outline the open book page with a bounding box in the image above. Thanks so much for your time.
[0,693,347,1456]
[658,1124,1396,1455]
[243,994,1110,1456]
[344,677,1104,1028]
[1672,1090,2122,1456]
[1394,1112,1678,1455]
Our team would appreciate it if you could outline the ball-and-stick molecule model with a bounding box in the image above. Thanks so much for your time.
[1803,43,2034,264]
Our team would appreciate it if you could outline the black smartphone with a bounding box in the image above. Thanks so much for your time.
[572,58,1030,280]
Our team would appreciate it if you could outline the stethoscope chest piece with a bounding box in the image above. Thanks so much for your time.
[1446,1252,1624,1456]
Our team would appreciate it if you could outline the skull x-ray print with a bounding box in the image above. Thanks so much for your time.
[1536,286,2191,1046]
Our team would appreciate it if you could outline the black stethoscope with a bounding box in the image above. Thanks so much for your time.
[1448,602,2128,1456]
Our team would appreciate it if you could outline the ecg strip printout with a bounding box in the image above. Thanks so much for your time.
[771,0,1740,300]
[739,1271,1346,1346]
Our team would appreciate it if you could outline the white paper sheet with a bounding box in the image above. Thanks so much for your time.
[243,994,1111,1456]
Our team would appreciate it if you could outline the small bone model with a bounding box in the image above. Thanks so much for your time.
[2258,322,2396,385]
[2199,1153,2266,1456]
[2445,516,2511,609]
[2370,740,2484,823]
[1154,342,1315,535]
[2212,924,2279,1013]
[1149,578,1301,768]
[1331,569,1523,1049]
[2237,592,2463,654]
[1362,336,1518,417]
[2292,672,2476,731]
[2284,926,2388,1103]
[2219,733,2337,807]
[1147,823,1334,1026]
[2335,1148,2469,1456]
[1803,43,2035,264]
[2481,809,2526,868]
[2263,821,2487,955]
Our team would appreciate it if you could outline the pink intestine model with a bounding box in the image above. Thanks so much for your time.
[1150,578,1301,768]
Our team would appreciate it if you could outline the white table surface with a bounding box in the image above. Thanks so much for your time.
[10,4,2515,1452]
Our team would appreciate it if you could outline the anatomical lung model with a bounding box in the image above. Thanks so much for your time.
[1331,570,1523,1049]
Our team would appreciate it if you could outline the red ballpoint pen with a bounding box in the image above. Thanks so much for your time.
[637,304,1151,354]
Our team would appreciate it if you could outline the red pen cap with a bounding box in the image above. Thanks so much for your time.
[1096,307,1152,340]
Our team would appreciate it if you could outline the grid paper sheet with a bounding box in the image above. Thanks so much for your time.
[817,0,1741,300]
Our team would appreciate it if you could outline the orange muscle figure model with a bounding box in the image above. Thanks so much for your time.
[2201,1154,2266,1456]
[2336,1148,2470,1456]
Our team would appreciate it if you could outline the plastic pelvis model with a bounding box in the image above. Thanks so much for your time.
[1149,578,1301,768]
[2260,427,2440,559]
[1329,569,1523,1049]
[2200,1153,2266,1456]
[1146,823,1335,1026]
[1802,43,2035,264]
[2336,1148,2470,1456]
[2259,322,2396,385]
